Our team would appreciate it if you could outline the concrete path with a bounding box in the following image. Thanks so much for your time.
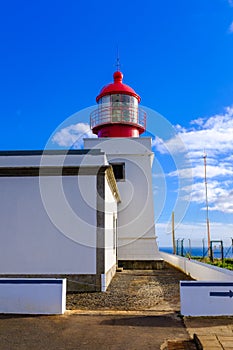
[185,316,233,350]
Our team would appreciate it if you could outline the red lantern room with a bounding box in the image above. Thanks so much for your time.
[90,71,146,137]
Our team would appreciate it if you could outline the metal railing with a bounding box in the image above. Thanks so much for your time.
[90,105,146,130]
[173,238,233,259]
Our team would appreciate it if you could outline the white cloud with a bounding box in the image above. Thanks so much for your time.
[154,107,233,157]
[229,21,233,33]
[228,0,233,7]
[156,221,233,246]
[179,110,233,156]
[167,167,193,179]
[225,154,233,162]
[152,136,169,154]
[169,164,233,179]
[181,180,233,213]
[154,105,233,214]
[52,123,96,148]
[167,107,233,155]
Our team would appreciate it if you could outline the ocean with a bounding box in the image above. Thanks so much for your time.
[159,246,233,259]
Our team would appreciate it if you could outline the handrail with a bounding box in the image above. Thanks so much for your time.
[90,106,146,130]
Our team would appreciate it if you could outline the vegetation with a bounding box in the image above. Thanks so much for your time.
[207,258,233,270]
[190,256,233,270]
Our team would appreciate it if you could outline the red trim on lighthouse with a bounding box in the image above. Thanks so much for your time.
[93,124,142,138]
[96,71,141,103]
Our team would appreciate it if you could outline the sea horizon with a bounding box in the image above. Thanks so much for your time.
[159,246,233,259]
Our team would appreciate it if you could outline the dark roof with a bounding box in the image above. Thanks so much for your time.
[0,149,104,156]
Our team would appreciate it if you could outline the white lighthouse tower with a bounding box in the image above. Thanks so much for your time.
[84,70,163,269]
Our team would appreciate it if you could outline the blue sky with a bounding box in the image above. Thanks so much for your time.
[1,0,233,247]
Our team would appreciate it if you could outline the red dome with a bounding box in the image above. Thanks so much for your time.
[96,71,141,103]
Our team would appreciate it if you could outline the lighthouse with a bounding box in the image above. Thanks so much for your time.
[85,70,163,269]
[90,70,145,138]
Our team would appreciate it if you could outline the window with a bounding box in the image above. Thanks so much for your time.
[110,94,138,106]
[110,162,125,181]
[98,96,110,105]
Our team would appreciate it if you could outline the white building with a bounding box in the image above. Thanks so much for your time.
[0,150,120,291]
[0,70,163,292]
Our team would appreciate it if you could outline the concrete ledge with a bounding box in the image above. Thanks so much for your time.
[118,260,164,270]
[160,251,233,281]
[0,278,66,314]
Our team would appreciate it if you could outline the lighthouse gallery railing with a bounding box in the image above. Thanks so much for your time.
[90,105,146,130]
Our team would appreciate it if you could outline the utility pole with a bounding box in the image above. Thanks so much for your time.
[172,211,176,254]
[203,151,211,259]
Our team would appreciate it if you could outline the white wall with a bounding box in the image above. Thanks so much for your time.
[84,137,161,261]
[0,175,97,275]
[116,154,158,259]
[104,177,117,273]
[160,252,233,281]
[0,278,66,314]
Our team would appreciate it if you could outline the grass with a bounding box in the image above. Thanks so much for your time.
[190,256,233,270]
[207,258,233,270]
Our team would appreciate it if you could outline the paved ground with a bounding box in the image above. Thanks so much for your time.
[0,312,196,350]
[185,316,233,350]
[0,265,232,349]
